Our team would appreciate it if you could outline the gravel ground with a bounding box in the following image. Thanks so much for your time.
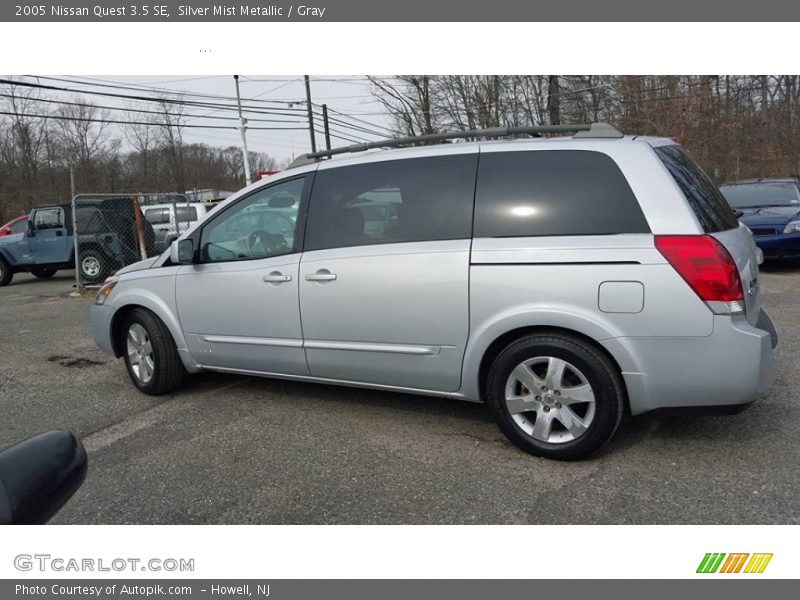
[0,267,798,524]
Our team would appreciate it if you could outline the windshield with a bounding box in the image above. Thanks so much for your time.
[720,182,800,208]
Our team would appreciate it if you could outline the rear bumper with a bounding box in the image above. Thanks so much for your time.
[603,309,779,415]
[753,232,800,260]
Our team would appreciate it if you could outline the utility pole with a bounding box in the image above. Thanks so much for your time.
[322,103,332,151]
[233,75,252,186]
[304,75,317,153]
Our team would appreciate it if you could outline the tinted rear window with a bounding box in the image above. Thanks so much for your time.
[655,145,740,233]
[305,154,477,251]
[474,149,649,238]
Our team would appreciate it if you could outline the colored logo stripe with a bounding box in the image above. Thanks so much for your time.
[697,553,772,574]
[744,553,773,574]
[719,553,749,573]
[697,553,726,573]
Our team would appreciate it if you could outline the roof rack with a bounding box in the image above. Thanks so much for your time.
[288,123,623,168]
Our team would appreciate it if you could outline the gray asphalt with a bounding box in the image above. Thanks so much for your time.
[0,267,798,524]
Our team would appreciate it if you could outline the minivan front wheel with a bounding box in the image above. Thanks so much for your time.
[486,333,624,460]
[122,308,185,395]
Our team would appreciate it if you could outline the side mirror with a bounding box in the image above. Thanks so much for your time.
[0,430,88,525]
[26,221,35,237]
[170,238,194,264]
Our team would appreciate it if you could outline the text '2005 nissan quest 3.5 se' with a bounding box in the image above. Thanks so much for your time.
[90,123,779,460]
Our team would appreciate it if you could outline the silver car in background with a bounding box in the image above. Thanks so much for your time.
[90,124,778,459]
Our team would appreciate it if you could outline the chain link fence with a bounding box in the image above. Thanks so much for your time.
[72,193,191,290]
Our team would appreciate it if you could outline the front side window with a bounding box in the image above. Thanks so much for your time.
[304,154,478,252]
[200,177,305,262]
[33,208,64,230]
[474,150,649,238]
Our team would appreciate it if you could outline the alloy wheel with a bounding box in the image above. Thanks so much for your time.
[126,323,154,384]
[504,356,596,444]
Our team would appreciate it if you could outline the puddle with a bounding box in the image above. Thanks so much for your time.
[47,355,105,368]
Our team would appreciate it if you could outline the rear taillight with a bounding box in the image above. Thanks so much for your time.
[655,235,744,315]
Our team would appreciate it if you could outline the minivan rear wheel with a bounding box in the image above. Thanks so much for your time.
[122,308,185,395]
[486,333,624,460]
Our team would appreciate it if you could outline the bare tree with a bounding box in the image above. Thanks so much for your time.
[368,76,437,137]
[156,96,186,193]
[122,102,158,187]
[55,97,115,189]
[0,79,48,198]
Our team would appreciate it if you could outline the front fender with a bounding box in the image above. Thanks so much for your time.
[107,273,201,373]
[459,305,641,401]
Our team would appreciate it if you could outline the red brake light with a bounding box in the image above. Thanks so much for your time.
[655,235,743,304]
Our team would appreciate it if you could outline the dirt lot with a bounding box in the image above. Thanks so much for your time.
[0,268,798,524]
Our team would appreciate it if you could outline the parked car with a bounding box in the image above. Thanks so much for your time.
[0,214,28,237]
[143,202,209,253]
[719,178,800,260]
[90,124,778,460]
[0,199,155,286]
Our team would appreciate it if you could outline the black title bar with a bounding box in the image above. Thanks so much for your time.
[3,0,800,21]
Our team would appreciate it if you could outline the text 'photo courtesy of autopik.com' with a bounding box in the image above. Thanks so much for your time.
[0,1,799,596]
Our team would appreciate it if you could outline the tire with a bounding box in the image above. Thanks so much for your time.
[31,267,57,278]
[0,257,12,286]
[122,308,186,395]
[485,333,624,460]
[78,249,108,284]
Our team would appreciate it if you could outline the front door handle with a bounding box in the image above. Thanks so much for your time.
[305,269,337,282]
[263,271,292,283]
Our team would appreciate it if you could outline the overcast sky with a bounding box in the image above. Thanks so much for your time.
[32,75,396,163]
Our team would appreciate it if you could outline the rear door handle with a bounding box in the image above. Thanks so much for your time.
[305,269,337,282]
[263,272,292,283]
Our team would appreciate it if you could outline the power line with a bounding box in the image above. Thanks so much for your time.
[0,110,307,131]
[40,75,303,106]
[321,105,400,136]
[7,77,309,116]
[0,92,307,125]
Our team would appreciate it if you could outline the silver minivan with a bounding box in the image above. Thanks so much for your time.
[90,124,779,459]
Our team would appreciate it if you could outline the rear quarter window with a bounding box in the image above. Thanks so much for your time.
[473,149,650,237]
[655,145,740,233]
